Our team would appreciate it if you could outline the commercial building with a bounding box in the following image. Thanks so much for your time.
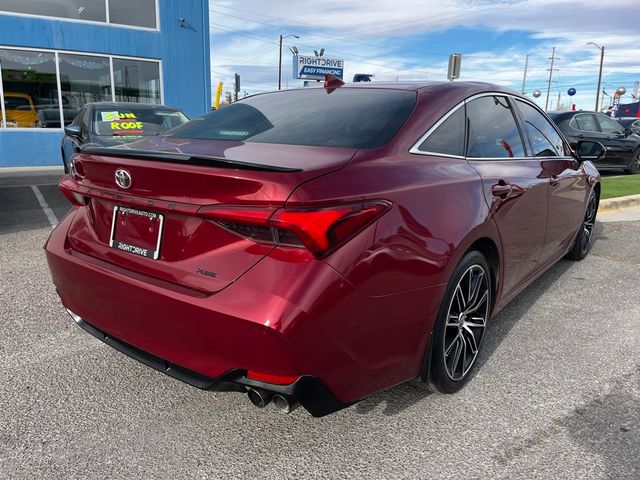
[0,0,211,167]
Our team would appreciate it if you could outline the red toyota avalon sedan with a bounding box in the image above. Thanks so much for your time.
[46,81,604,416]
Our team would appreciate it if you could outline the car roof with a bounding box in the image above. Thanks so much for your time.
[4,92,32,98]
[547,110,601,120]
[282,80,518,95]
[249,81,523,114]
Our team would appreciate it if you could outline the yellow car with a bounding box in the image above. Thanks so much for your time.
[4,92,39,127]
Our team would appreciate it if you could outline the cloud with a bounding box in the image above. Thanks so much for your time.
[209,0,640,109]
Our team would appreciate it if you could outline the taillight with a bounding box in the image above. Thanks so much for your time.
[199,200,391,257]
[59,179,86,206]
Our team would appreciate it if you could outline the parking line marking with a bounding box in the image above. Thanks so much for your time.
[30,185,58,227]
[0,182,57,189]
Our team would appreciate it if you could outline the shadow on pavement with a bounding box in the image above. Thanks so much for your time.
[356,236,595,416]
[563,364,640,478]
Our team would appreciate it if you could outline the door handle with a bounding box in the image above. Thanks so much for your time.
[491,183,513,197]
[550,175,560,186]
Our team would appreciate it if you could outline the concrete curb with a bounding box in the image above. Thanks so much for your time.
[599,193,640,213]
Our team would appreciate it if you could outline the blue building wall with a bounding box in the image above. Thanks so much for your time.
[0,0,211,167]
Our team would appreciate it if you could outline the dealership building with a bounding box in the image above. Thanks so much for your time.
[0,0,211,167]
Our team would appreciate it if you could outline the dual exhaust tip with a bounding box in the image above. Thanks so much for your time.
[247,387,299,414]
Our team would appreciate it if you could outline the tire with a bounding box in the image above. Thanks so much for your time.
[429,250,492,394]
[624,149,640,175]
[565,190,598,261]
[62,148,69,174]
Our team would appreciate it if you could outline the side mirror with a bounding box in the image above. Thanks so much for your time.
[575,140,606,163]
[64,124,82,139]
[624,127,633,136]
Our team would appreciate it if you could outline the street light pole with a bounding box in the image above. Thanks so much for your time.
[278,35,283,91]
[278,34,299,91]
[587,42,604,111]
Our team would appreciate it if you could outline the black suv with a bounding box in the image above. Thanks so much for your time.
[548,111,640,174]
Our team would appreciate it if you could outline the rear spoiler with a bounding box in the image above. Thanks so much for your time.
[80,146,303,173]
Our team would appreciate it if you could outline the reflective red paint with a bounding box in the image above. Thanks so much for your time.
[45,82,600,416]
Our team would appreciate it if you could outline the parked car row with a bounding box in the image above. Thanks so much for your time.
[549,110,640,174]
[60,100,640,176]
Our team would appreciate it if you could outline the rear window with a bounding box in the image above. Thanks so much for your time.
[5,96,31,109]
[166,88,417,149]
[94,108,189,137]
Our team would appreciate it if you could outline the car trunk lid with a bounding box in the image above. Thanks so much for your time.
[64,139,356,294]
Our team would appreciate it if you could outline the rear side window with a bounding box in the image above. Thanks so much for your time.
[515,99,565,157]
[418,106,465,156]
[167,88,417,149]
[466,96,525,158]
[570,114,597,132]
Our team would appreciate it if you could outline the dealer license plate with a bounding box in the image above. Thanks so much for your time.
[109,206,164,259]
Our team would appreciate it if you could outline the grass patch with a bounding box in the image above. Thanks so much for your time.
[600,175,640,199]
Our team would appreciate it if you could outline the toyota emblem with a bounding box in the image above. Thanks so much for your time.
[115,169,132,189]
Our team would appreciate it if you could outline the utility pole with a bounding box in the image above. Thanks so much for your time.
[556,91,561,110]
[633,81,639,101]
[278,34,299,90]
[521,54,529,94]
[586,43,604,111]
[545,47,556,111]
[278,34,283,91]
[595,46,604,111]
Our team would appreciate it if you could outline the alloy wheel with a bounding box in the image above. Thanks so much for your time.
[443,264,490,381]
[631,152,640,174]
[580,193,597,254]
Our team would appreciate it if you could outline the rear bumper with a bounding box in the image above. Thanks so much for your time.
[66,308,347,417]
[46,210,437,415]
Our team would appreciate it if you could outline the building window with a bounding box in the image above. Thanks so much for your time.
[59,53,112,110]
[109,0,157,29]
[113,58,161,104]
[0,0,106,22]
[0,0,158,29]
[0,47,162,129]
[0,48,59,128]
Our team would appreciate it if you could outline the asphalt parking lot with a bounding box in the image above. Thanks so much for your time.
[1,170,639,479]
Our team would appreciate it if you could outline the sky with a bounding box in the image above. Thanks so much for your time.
[209,0,640,111]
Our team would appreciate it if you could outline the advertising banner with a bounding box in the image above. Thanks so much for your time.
[293,55,344,81]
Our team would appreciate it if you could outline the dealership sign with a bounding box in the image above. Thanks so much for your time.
[293,55,344,80]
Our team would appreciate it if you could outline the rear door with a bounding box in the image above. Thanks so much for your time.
[513,99,588,263]
[464,94,549,294]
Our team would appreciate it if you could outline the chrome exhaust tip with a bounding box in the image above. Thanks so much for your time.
[273,394,299,414]
[247,388,273,408]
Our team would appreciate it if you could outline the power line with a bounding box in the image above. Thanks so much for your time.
[212,2,516,42]
[210,7,521,61]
